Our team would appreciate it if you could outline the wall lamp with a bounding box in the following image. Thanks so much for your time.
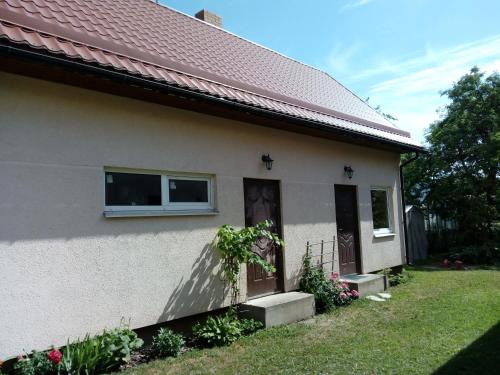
[262,154,274,170]
[344,165,354,179]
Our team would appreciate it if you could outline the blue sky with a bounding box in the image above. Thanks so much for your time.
[161,0,500,142]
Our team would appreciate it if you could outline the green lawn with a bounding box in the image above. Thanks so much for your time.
[126,268,500,375]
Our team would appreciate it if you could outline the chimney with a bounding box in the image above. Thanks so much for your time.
[195,9,223,28]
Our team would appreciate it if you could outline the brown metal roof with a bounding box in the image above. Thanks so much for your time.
[0,0,421,148]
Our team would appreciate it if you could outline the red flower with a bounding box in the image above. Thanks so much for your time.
[48,349,62,365]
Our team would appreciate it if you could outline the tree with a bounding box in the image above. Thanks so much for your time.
[404,67,499,245]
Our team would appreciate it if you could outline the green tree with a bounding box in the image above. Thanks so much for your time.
[404,67,499,245]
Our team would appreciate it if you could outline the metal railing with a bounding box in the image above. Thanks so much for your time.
[305,237,336,274]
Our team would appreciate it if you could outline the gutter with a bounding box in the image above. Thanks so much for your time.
[400,152,420,265]
[0,42,424,153]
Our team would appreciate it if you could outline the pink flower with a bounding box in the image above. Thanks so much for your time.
[351,289,359,298]
[341,282,349,290]
[443,259,450,268]
[330,272,339,281]
[48,349,62,365]
[340,292,347,299]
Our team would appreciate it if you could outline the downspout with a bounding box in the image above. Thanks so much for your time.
[400,152,419,265]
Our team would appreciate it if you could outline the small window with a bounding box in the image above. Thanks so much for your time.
[104,169,214,214]
[168,179,208,203]
[105,172,161,206]
[370,188,393,234]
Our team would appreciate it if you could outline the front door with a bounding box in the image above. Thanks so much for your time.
[334,185,361,275]
[244,178,283,298]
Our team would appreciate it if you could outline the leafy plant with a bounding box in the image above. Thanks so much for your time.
[448,243,500,265]
[99,326,143,370]
[13,351,56,375]
[60,334,105,375]
[300,254,358,312]
[193,313,243,347]
[151,328,184,358]
[379,268,413,287]
[238,318,263,336]
[213,220,284,306]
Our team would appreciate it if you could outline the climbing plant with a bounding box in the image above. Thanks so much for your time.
[213,220,284,307]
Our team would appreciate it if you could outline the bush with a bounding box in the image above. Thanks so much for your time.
[299,254,358,312]
[60,326,143,374]
[448,243,500,265]
[100,327,143,369]
[379,268,412,287]
[192,313,262,347]
[60,334,106,375]
[151,328,184,358]
[238,318,263,336]
[193,313,242,347]
[13,351,56,375]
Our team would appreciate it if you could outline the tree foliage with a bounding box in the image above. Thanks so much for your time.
[404,67,499,245]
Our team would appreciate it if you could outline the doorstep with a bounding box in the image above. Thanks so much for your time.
[340,273,386,297]
[239,292,315,328]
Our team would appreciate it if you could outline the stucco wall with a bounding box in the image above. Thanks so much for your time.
[0,72,405,358]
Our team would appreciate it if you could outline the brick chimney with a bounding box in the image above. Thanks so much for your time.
[195,9,223,28]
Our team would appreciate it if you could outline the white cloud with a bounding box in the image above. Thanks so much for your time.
[326,42,361,75]
[360,35,500,141]
[341,0,375,11]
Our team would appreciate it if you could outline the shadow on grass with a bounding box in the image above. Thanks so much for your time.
[433,321,500,374]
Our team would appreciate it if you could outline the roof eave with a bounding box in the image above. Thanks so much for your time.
[0,41,424,153]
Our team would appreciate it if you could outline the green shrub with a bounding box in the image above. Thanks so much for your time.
[449,243,500,265]
[13,351,56,375]
[192,313,263,348]
[238,318,263,336]
[100,327,143,370]
[60,334,105,375]
[151,328,184,358]
[379,268,413,287]
[299,254,337,312]
[60,326,143,374]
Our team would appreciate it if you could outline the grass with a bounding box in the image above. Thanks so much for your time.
[125,267,500,375]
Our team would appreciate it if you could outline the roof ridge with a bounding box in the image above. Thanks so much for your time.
[149,1,396,129]
[150,0,333,78]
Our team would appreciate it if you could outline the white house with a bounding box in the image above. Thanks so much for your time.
[0,0,422,358]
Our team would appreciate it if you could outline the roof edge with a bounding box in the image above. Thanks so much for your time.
[0,41,425,153]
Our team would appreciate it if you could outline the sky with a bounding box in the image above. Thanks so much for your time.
[160,0,500,142]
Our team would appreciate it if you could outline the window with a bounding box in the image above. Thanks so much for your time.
[104,169,214,215]
[370,187,393,235]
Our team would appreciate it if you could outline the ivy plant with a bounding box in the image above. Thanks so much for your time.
[213,220,284,306]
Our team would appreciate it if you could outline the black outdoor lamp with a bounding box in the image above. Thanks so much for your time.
[262,154,274,170]
[344,165,354,179]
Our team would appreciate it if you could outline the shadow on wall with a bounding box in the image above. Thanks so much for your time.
[433,321,500,374]
[157,243,228,326]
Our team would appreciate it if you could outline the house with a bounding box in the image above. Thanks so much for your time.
[0,0,423,358]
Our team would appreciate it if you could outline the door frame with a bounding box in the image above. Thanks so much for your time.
[243,177,285,299]
[334,184,363,275]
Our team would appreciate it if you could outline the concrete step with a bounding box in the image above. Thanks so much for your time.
[340,273,386,297]
[239,292,315,328]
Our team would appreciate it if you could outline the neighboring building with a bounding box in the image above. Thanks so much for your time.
[405,206,429,263]
[0,0,422,357]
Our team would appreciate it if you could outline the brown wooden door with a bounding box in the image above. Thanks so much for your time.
[334,185,361,275]
[244,178,283,298]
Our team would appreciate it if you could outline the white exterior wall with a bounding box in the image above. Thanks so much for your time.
[0,72,405,358]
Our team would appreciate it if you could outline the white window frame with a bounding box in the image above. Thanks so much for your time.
[104,167,215,214]
[370,186,394,236]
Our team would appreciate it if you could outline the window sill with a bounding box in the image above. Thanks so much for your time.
[104,209,219,218]
[373,232,396,238]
